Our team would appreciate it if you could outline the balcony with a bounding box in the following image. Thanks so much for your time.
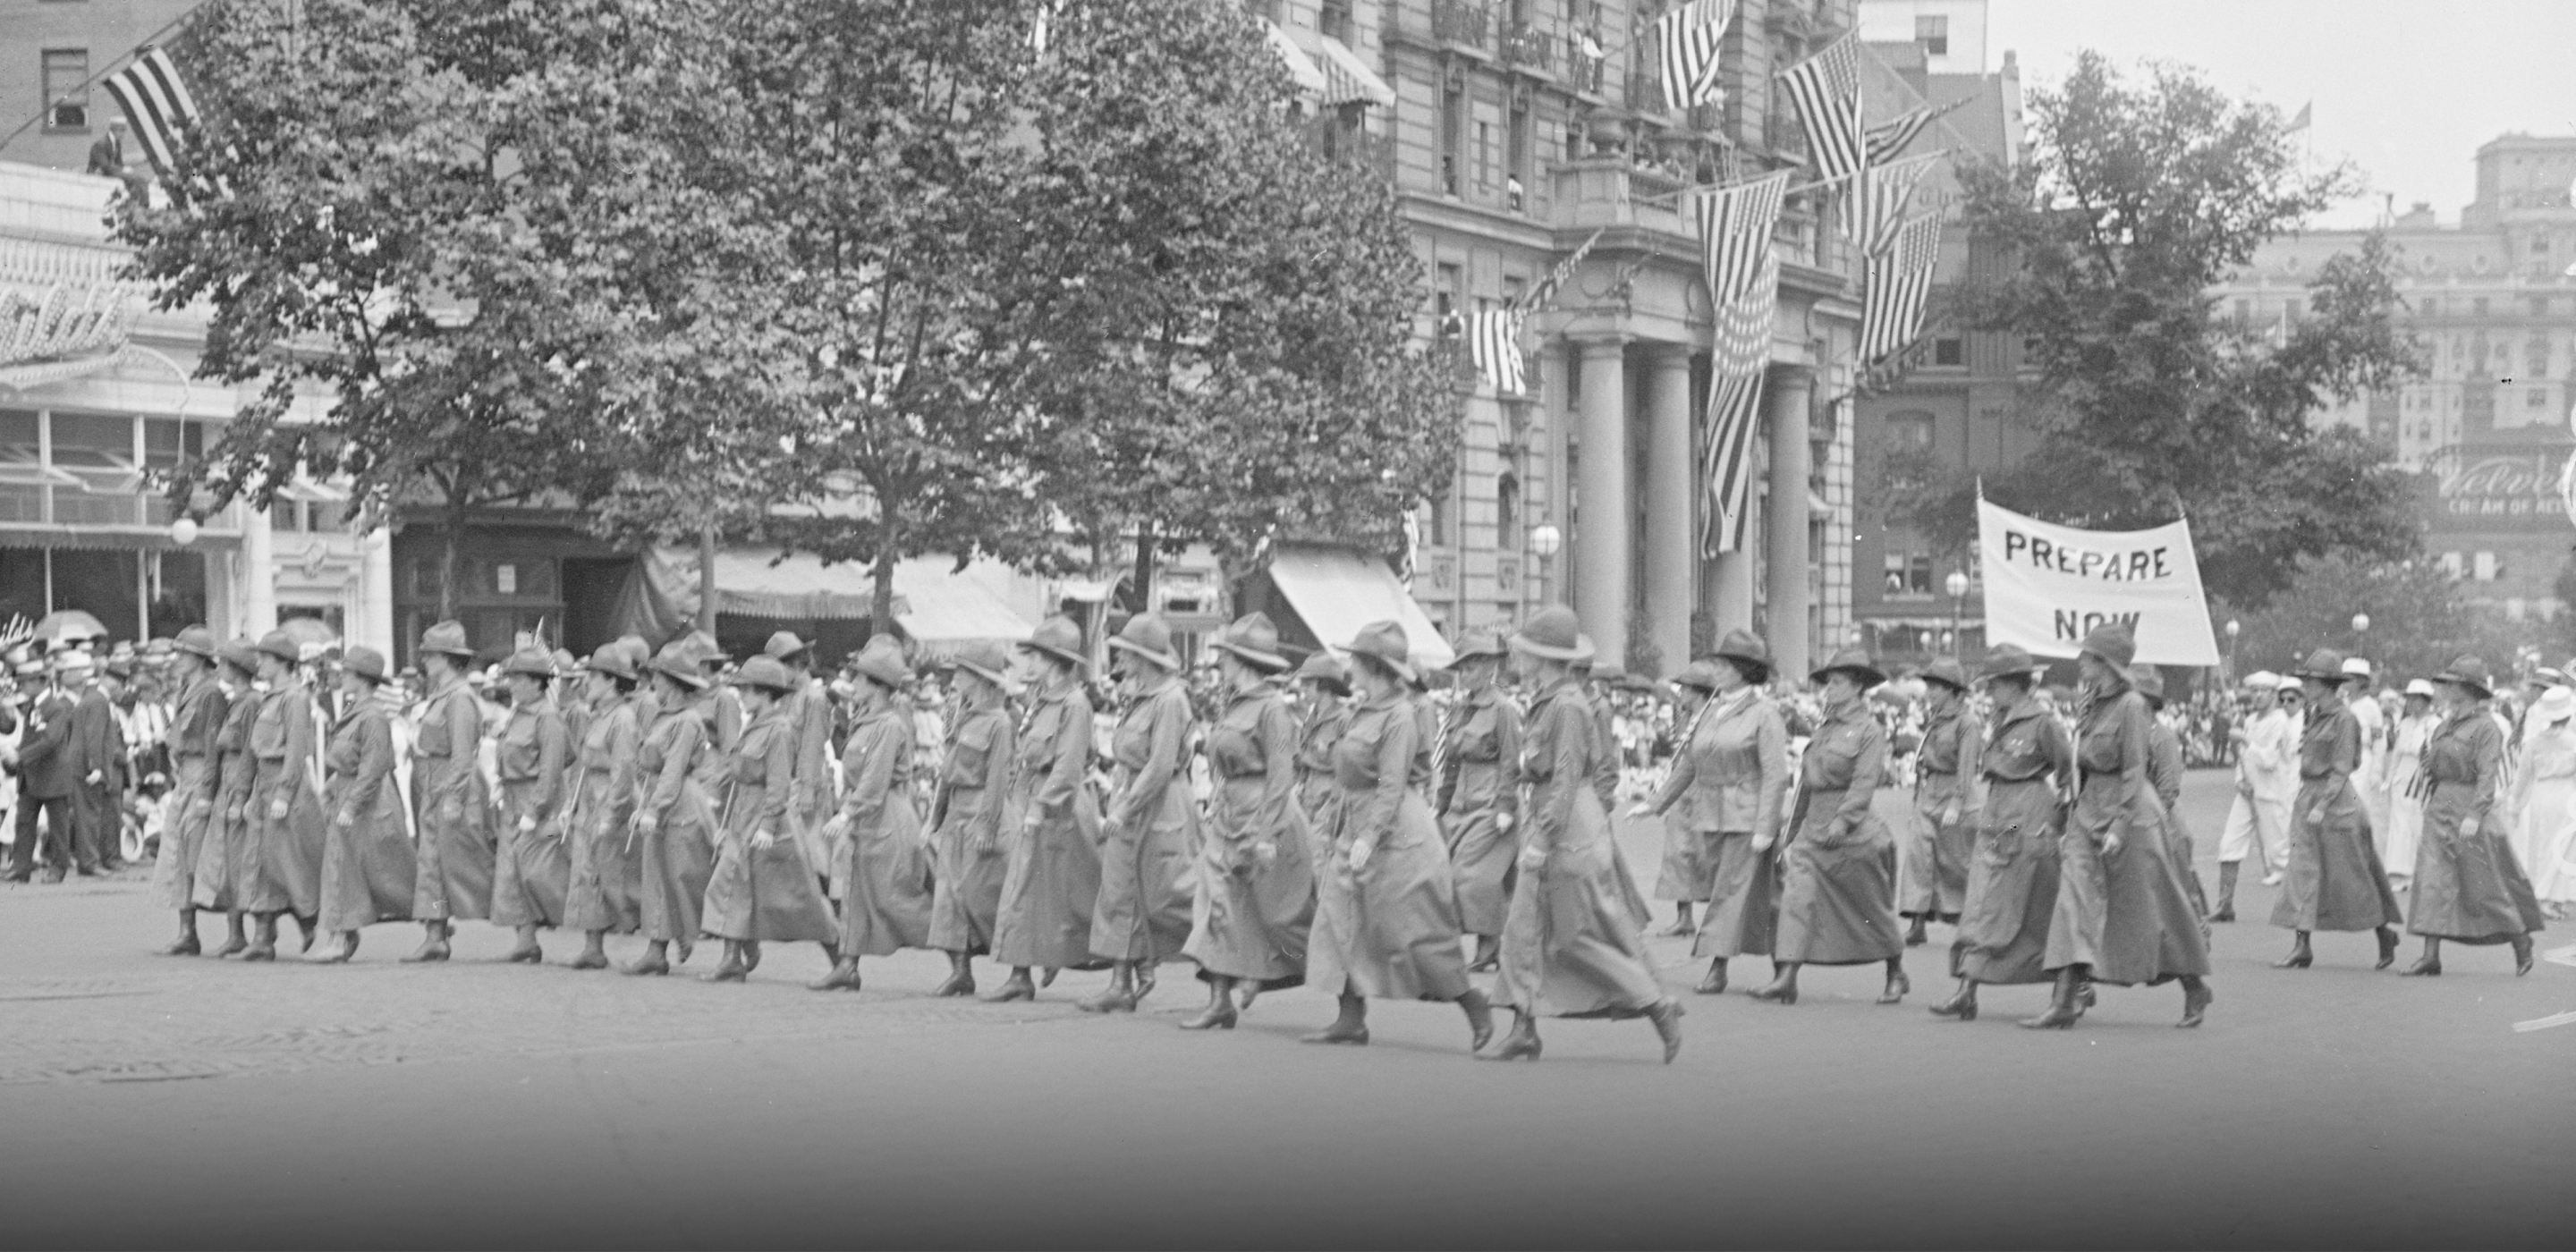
[1563,35,1606,93]
[1430,0,1492,53]
[1500,22,1554,75]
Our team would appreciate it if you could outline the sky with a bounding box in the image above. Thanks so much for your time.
[1983,0,2576,229]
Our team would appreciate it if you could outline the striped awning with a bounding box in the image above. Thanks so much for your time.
[1307,35,1394,107]
[1261,20,1328,97]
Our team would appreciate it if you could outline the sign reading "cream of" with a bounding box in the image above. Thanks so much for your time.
[1976,498,2222,666]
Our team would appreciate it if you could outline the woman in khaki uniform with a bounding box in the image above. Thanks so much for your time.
[2402,657,2544,976]
[1080,614,1199,1013]
[311,647,414,962]
[563,643,646,969]
[927,641,1017,996]
[1177,613,1313,1029]
[492,647,572,963]
[1930,645,2072,1021]
[1674,630,1791,995]
[406,622,495,963]
[1436,632,1521,971]
[1900,657,1981,946]
[150,626,227,956]
[627,643,719,976]
[699,656,839,982]
[203,637,262,957]
[809,636,935,992]
[987,618,1106,1001]
[244,630,326,960]
[1293,654,1351,864]
[1648,663,1724,938]
[1750,647,1908,1006]
[2273,647,2404,971]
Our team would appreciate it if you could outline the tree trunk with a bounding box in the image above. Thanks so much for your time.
[1130,519,1157,621]
[871,512,902,641]
[437,493,470,624]
[698,522,719,639]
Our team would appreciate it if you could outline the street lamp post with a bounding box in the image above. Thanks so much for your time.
[1529,523,1563,607]
[2352,612,2370,655]
[2225,618,2241,684]
[1945,570,1970,659]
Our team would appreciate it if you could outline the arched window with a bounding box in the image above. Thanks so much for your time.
[1496,470,1521,548]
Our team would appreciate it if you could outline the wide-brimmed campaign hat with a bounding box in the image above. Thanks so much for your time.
[850,635,912,690]
[2078,622,2136,670]
[1338,620,1414,684]
[1809,647,1885,689]
[216,637,259,673]
[1711,630,1772,682]
[1106,613,1182,672]
[255,630,301,665]
[648,641,710,690]
[1920,656,1970,694]
[343,646,389,684]
[1508,605,1588,663]
[2433,656,2492,699]
[1016,615,1089,671]
[173,625,217,660]
[2128,662,2165,706]
[1446,630,1507,668]
[503,647,558,680]
[729,655,800,694]
[1294,652,1350,698]
[2292,648,2348,683]
[419,620,476,660]
[585,642,638,683]
[1670,661,1724,695]
[1979,643,2046,684]
[945,640,1013,688]
[764,630,811,663]
[1208,613,1291,673]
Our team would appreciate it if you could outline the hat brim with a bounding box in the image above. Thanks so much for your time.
[1507,633,1587,662]
[2433,673,2491,698]
[946,658,1013,688]
[730,674,798,694]
[649,659,711,690]
[1106,636,1182,671]
[852,661,911,690]
[1298,672,1352,697]
[1014,639,1089,671]
[254,645,300,665]
[1208,640,1290,673]
[1812,663,1887,689]
[1338,647,1416,685]
[1712,649,1771,678]
[1921,673,1970,693]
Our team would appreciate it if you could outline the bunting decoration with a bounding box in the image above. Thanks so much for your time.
[1688,171,1792,556]
[100,47,200,179]
[1655,0,1737,114]
[1521,227,1605,314]
[1860,211,1943,366]
[1865,97,1969,165]
[1777,33,1864,184]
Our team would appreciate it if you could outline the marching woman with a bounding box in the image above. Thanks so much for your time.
[1750,647,1907,1006]
[2025,624,2211,1029]
[1177,613,1314,1030]
[1436,633,1521,971]
[563,643,646,970]
[2273,650,2405,970]
[1678,630,1789,996]
[1930,645,2073,1022]
[627,641,720,976]
[2132,665,2212,926]
[1080,614,1199,1014]
[407,622,496,963]
[986,618,1104,1002]
[926,642,1018,997]
[492,648,572,964]
[1300,620,1492,1051]
[243,630,326,960]
[205,638,262,957]
[1488,605,1682,1063]
[310,647,416,962]
[2383,680,2438,890]
[2510,685,2576,918]
[1293,654,1352,862]
[150,626,227,956]
[809,636,934,992]
[2403,657,2544,976]
[1900,658,1981,947]
[699,656,839,982]
[1646,662,1722,940]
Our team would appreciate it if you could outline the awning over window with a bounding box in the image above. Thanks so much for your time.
[647,548,1033,641]
[1262,543,1454,670]
[1262,20,1329,97]
[1306,35,1395,108]
[895,563,1033,644]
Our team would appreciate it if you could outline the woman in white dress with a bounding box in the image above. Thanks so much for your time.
[2381,681,2436,888]
[2507,686,2576,918]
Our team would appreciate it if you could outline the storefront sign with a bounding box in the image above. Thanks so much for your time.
[2430,451,2572,532]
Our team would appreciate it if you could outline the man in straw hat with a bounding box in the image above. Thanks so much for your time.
[2214,671,2295,919]
[1436,631,1521,972]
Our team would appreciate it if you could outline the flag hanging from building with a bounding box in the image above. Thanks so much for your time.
[1860,152,1939,258]
[1864,97,1967,165]
[1466,309,1527,396]
[1860,211,1943,366]
[101,47,201,179]
[1656,0,1737,114]
[1702,250,1779,556]
[1778,32,1864,184]
[1517,226,1605,314]
[1688,170,1789,310]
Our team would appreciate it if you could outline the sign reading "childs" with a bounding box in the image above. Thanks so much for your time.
[1975,498,2222,666]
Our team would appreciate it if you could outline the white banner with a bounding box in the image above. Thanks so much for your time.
[1976,499,2222,666]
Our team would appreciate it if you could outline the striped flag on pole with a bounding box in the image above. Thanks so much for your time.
[1860,152,1939,258]
[1860,212,1943,366]
[1518,226,1606,314]
[100,47,201,179]
[1656,0,1737,114]
[1689,170,1790,309]
[1865,97,1969,165]
[1466,309,1527,396]
[1688,170,1791,556]
[1778,33,1864,184]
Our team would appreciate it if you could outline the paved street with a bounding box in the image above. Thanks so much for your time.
[1,771,2568,1249]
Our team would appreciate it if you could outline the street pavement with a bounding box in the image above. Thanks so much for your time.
[0,771,2568,1249]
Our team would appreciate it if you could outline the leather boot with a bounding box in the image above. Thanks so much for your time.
[1694,958,1728,995]
[2401,935,2443,977]
[1480,1010,1541,1062]
[294,913,318,953]
[624,942,673,977]
[309,930,358,964]
[213,912,248,958]
[2375,926,2400,970]
[2176,977,2213,1028]
[808,957,861,992]
[1903,916,1928,946]
[1180,977,1238,1030]
[1661,905,1697,938]
[242,914,279,962]
[1646,999,1684,1064]
[2211,862,2239,922]
[740,940,762,974]
[2275,931,2313,969]
[1468,935,1500,973]
[932,951,977,997]
[571,934,611,970]
[2020,968,2082,1029]
[1928,978,1978,1021]
[158,915,202,957]
[504,925,544,964]
[983,968,1038,1002]
[401,920,451,963]
[1877,960,1910,1005]
[1459,987,1495,1052]
[1748,963,1799,1004]
[1077,961,1139,1013]
[1131,961,1157,1003]
[703,940,750,982]
[2512,934,2535,977]
[1301,994,1368,1045]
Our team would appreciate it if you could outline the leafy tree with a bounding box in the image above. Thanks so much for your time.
[2216,552,2544,687]
[114,0,677,621]
[1891,53,2425,609]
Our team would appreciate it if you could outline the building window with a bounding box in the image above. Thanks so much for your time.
[1883,546,1935,596]
[2534,297,2554,317]
[1914,13,1948,55]
[2531,387,2550,410]
[1497,471,1521,548]
[1507,103,1530,211]
[2532,339,2553,378]
[1436,262,1462,324]
[1475,120,1495,196]
[1440,81,1463,195]
[42,50,89,132]
[2474,551,2499,582]
[1318,0,1352,44]
[1931,336,1963,366]
[1886,410,1935,451]
[2536,238,2553,256]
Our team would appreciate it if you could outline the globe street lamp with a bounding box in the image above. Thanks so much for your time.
[1945,570,1970,658]
[1529,523,1563,606]
[2352,612,2370,653]
[2225,618,2241,684]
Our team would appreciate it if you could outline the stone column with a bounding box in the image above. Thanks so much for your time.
[360,530,396,658]
[1764,365,1814,679]
[241,503,276,635]
[1572,336,1629,670]
[1642,345,1695,674]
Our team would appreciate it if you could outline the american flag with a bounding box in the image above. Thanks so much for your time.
[1656,0,1737,114]
[1865,97,1969,165]
[100,48,201,180]
[1518,227,1606,314]
[1860,212,1943,366]
[1689,170,1789,310]
[1778,33,1864,184]
[1688,171,1790,557]
[1860,152,1939,258]
[1466,309,1527,396]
